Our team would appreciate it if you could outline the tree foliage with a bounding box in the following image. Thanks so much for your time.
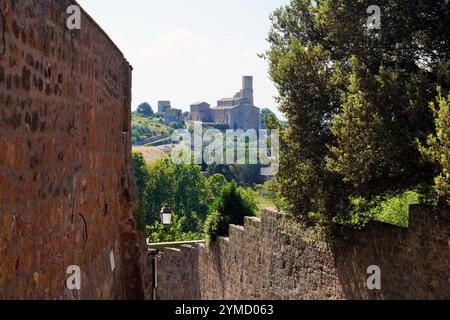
[207,174,229,200]
[256,178,287,211]
[132,152,149,230]
[145,158,210,233]
[169,121,182,129]
[265,0,450,224]
[261,108,280,129]
[419,89,450,205]
[137,102,154,118]
[204,182,258,243]
[132,154,260,242]
[206,163,266,187]
[146,215,203,243]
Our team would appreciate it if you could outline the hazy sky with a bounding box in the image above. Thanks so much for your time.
[77,0,290,117]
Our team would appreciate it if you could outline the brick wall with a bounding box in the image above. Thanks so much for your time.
[0,0,149,299]
[153,206,449,300]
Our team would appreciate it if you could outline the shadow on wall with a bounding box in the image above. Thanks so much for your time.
[150,205,449,300]
[152,245,202,300]
[331,205,450,300]
[210,241,226,299]
[200,237,230,300]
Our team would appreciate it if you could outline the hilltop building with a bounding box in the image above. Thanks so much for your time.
[164,108,183,125]
[158,101,172,114]
[190,76,261,130]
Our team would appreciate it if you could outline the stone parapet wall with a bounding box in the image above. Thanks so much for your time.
[153,206,449,300]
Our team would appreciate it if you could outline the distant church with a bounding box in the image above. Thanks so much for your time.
[190,76,261,130]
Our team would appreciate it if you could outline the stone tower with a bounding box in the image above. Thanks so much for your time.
[241,76,254,105]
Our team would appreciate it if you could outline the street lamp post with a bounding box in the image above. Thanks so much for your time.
[149,249,159,300]
[150,206,173,300]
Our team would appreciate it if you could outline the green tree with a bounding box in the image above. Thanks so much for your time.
[261,108,279,129]
[265,0,450,224]
[137,102,154,118]
[172,162,210,230]
[207,174,228,200]
[204,182,258,243]
[133,155,261,242]
[419,89,450,205]
[145,158,210,233]
[145,158,176,224]
[147,215,202,243]
[169,121,181,129]
[326,58,434,197]
[131,152,149,230]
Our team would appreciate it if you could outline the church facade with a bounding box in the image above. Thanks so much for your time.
[190,76,261,130]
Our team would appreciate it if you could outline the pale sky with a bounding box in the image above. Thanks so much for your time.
[77,0,290,118]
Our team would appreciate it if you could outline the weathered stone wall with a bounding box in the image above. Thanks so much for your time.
[153,206,449,300]
[0,0,149,299]
[154,246,201,300]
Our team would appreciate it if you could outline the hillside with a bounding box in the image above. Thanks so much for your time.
[131,114,173,145]
[132,145,173,164]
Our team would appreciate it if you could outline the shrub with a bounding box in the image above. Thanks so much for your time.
[207,174,228,201]
[147,215,202,243]
[204,182,257,243]
[333,190,420,229]
[419,89,450,205]
[375,191,419,228]
[169,122,181,129]
[204,211,227,244]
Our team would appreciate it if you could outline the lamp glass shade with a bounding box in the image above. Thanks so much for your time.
[160,211,172,225]
[160,206,173,225]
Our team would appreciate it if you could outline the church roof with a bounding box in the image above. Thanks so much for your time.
[213,105,237,110]
[214,103,259,110]
[218,97,236,102]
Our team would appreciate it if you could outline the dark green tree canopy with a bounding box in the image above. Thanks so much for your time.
[137,102,154,118]
[265,0,450,223]
[204,181,258,243]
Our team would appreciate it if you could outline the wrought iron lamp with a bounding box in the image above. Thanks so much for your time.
[159,206,173,226]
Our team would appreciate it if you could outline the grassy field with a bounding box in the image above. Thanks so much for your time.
[132,145,173,164]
